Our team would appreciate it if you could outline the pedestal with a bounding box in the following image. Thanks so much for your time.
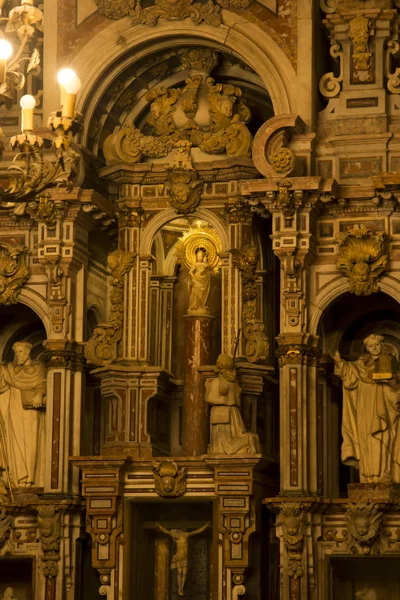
[182,315,214,456]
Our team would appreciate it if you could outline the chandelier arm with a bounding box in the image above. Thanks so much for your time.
[8,31,29,70]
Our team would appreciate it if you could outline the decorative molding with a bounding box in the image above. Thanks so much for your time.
[85,250,136,366]
[38,506,61,579]
[231,245,269,363]
[279,503,304,579]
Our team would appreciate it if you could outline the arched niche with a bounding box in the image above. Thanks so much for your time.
[74,19,297,142]
[149,216,222,381]
[0,304,47,362]
[317,291,400,497]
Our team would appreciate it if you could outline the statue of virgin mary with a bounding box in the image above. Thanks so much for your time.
[187,249,213,316]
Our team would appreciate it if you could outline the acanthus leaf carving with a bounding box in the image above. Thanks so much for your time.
[0,241,29,305]
[335,225,388,296]
[349,15,372,73]
[84,249,136,366]
[231,245,269,363]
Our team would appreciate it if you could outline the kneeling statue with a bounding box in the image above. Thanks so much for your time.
[205,354,261,455]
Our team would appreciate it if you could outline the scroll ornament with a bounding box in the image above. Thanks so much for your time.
[104,49,252,165]
[38,506,61,579]
[152,460,187,498]
[95,0,252,23]
[0,241,29,305]
[230,245,269,363]
[335,225,387,296]
[84,249,135,366]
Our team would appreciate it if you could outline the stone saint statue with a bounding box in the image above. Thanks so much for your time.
[0,341,46,488]
[2,588,17,600]
[356,588,377,600]
[155,522,210,596]
[331,334,400,483]
[205,354,261,454]
[187,249,213,316]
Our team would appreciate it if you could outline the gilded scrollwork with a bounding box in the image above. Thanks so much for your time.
[152,460,187,498]
[95,0,137,18]
[335,225,388,296]
[231,245,269,363]
[0,241,29,305]
[84,250,136,366]
[349,15,371,73]
[132,0,221,26]
[104,49,253,165]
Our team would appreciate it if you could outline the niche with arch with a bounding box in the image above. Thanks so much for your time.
[318,291,400,497]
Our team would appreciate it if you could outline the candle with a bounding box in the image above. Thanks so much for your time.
[0,39,12,84]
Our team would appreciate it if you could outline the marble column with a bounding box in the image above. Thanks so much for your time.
[182,315,214,456]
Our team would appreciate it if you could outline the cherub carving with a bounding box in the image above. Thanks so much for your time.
[230,245,259,285]
[335,226,388,296]
[38,506,61,578]
[165,168,203,215]
[146,86,181,136]
[280,504,304,579]
[152,460,187,498]
[345,503,384,554]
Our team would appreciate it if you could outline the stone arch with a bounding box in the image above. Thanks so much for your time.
[140,207,229,255]
[74,18,298,143]
[309,275,400,343]
[17,289,51,338]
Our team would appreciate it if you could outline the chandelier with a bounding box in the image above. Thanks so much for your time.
[0,0,82,204]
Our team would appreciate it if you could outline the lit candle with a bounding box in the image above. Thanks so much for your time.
[21,0,34,5]
[0,39,12,84]
[20,94,36,132]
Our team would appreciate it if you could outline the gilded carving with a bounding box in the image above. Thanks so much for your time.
[0,241,29,305]
[104,50,253,165]
[38,506,61,579]
[272,182,303,226]
[115,205,144,228]
[345,503,384,554]
[95,0,137,18]
[279,504,304,579]
[133,0,221,26]
[276,343,320,366]
[35,195,57,229]
[335,225,387,296]
[165,168,203,214]
[269,147,296,175]
[224,198,253,224]
[152,460,187,497]
[84,250,136,366]
[349,15,371,73]
[231,246,269,363]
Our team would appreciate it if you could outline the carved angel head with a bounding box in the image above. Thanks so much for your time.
[152,460,187,497]
[280,503,304,543]
[345,503,382,544]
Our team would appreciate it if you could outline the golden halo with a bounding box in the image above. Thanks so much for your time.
[176,224,222,274]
